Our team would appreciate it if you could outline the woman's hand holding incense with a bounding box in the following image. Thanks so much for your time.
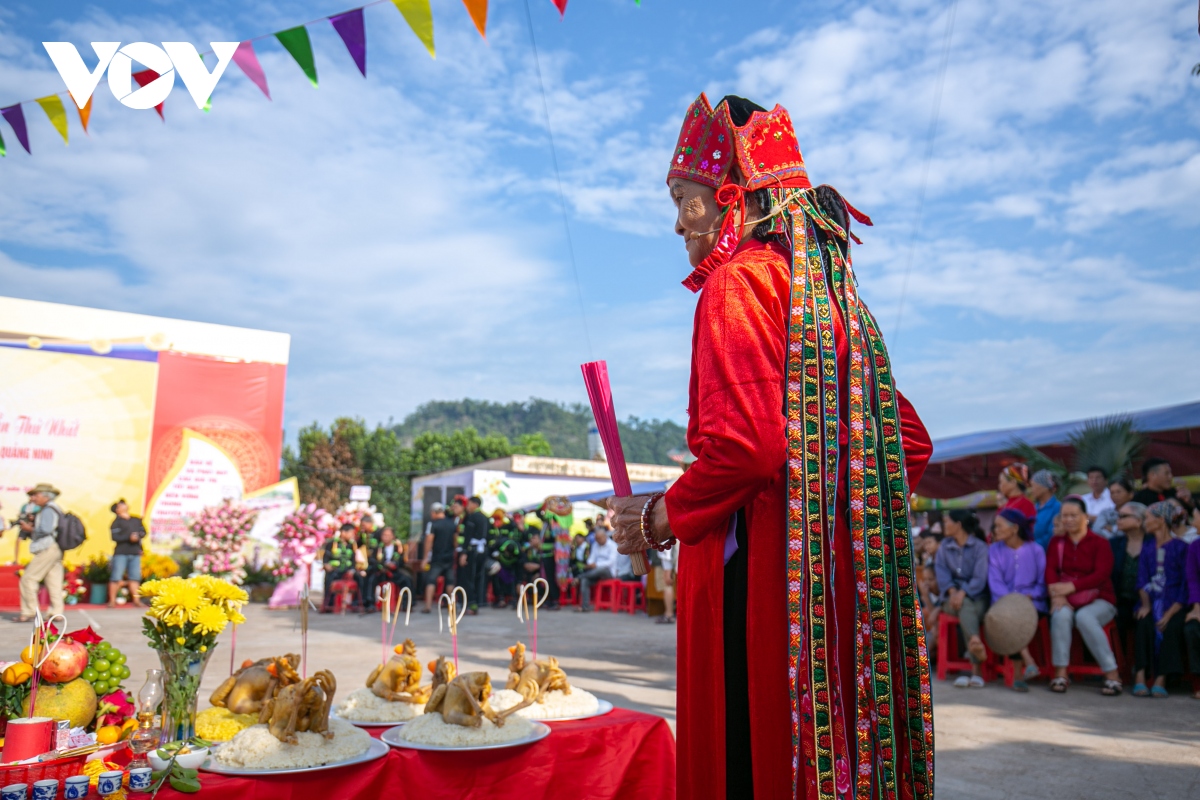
[606,495,672,555]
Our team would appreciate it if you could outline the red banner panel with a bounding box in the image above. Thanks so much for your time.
[147,351,286,499]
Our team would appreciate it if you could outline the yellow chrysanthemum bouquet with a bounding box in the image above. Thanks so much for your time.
[139,575,248,741]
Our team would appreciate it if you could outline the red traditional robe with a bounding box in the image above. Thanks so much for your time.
[664,238,932,800]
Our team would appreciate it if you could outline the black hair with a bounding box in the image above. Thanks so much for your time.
[917,529,944,542]
[340,522,356,532]
[948,509,986,540]
[719,95,767,126]
[110,498,127,514]
[1110,476,1134,493]
[1061,496,1088,514]
[1086,465,1107,478]
[1142,457,1169,478]
[468,495,483,506]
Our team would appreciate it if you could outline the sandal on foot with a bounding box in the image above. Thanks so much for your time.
[1101,679,1123,696]
[968,675,985,688]
[953,675,971,688]
[1151,685,1169,698]
[1012,680,1030,693]
[1049,677,1069,693]
[1132,683,1150,697]
[1023,663,1041,681]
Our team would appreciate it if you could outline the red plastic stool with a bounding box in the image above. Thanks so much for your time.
[615,581,645,615]
[995,617,1051,687]
[330,578,359,615]
[593,580,621,611]
[560,582,580,607]
[1064,619,1123,679]
[936,613,994,681]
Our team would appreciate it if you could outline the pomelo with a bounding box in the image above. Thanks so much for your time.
[22,677,98,728]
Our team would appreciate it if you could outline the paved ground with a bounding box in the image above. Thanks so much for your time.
[6,603,1198,798]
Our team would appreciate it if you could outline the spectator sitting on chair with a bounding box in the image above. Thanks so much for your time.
[15,483,66,622]
[1111,502,1149,651]
[366,527,410,615]
[322,523,363,612]
[570,533,590,579]
[109,499,146,608]
[1132,502,1189,697]
[519,531,545,584]
[1095,478,1134,540]
[658,540,679,625]
[614,550,639,583]
[1081,466,1115,525]
[1045,496,1121,696]
[998,463,1037,521]
[934,509,990,687]
[988,509,1047,691]
[1030,470,1063,550]
[358,514,381,551]
[1183,534,1200,700]
[1133,458,1193,508]
[577,527,618,613]
[1169,499,1198,544]
[917,530,943,655]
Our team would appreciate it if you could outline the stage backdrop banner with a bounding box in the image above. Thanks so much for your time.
[0,347,157,564]
[145,428,245,551]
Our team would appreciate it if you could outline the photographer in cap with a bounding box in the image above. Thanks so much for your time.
[15,483,65,621]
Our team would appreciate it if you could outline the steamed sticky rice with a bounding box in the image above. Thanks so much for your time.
[400,710,535,747]
[335,687,425,722]
[213,718,371,770]
[489,688,600,720]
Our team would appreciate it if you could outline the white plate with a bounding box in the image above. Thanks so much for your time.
[200,737,389,776]
[539,698,614,722]
[381,721,551,752]
[330,712,416,728]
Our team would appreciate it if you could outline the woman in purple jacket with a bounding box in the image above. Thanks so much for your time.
[1184,535,1200,700]
[1133,501,1189,697]
[988,508,1047,691]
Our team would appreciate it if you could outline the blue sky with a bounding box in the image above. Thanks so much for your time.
[1,0,1197,443]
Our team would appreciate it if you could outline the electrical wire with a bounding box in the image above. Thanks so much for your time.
[891,0,960,347]
[521,0,594,359]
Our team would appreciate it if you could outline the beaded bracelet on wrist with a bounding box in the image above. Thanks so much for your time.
[640,492,676,552]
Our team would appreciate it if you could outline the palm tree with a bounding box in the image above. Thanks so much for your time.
[1009,415,1145,497]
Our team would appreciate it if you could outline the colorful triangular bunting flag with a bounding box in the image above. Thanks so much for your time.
[73,94,92,134]
[1,104,30,153]
[36,95,68,145]
[132,70,166,120]
[552,0,568,15]
[275,26,319,87]
[232,42,271,100]
[461,0,488,39]
[392,0,436,58]
[331,9,367,77]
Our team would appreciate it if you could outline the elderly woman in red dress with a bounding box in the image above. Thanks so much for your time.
[608,95,934,800]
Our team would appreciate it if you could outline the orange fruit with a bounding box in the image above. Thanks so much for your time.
[96,725,122,745]
[20,644,40,665]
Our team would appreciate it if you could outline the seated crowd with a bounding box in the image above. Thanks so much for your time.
[319,495,678,622]
[916,457,1200,698]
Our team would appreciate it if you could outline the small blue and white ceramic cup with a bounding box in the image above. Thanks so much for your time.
[64,775,91,799]
[97,771,123,796]
[30,780,57,800]
[1,784,27,800]
[127,768,152,793]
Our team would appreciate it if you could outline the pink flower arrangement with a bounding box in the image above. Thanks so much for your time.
[335,501,382,531]
[183,499,258,584]
[273,503,335,578]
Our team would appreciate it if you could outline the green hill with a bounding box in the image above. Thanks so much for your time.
[392,398,686,467]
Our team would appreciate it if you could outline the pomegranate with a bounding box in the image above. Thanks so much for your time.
[39,637,89,683]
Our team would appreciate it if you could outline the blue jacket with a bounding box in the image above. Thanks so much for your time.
[1034,496,1062,550]
[935,536,989,601]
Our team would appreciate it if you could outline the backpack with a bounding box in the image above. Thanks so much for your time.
[51,504,87,552]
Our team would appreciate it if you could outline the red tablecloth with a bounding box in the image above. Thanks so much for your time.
[155,709,674,800]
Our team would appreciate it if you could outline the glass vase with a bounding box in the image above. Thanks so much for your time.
[156,647,215,744]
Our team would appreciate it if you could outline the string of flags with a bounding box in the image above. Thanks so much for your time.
[0,0,618,158]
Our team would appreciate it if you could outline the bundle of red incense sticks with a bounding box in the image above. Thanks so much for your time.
[581,360,648,577]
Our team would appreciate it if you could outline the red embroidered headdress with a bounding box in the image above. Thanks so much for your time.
[666,93,811,191]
